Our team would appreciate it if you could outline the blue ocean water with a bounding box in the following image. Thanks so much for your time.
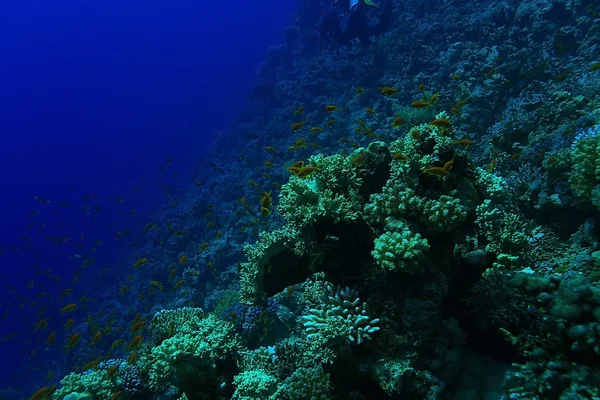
[0,0,295,393]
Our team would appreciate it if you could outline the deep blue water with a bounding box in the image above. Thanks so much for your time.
[0,0,295,390]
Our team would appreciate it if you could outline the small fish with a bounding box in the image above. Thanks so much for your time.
[34,319,48,331]
[133,258,149,268]
[293,106,304,115]
[411,100,430,108]
[34,196,50,204]
[378,86,397,96]
[46,331,56,345]
[28,210,42,216]
[392,116,406,128]
[325,105,339,112]
[285,285,295,298]
[363,0,379,8]
[91,332,102,346]
[127,335,143,350]
[128,352,139,365]
[130,321,146,333]
[588,62,600,72]
[64,333,81,354]
[174,279,185,289]
[106,366,119,380]
[421,167,450,177]
[28,386,56,400]
[429,118,452,128]
[290,120,305,132]
[60,304,77,313]
[82,359,100,371]
[454,138,473,149]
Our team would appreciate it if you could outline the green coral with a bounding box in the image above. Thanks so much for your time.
[475,199,530,253]
[302,284,380,351]
[363,169,423,225]
[375,359,415,396]
[277,152,363,229]
[278,175,359,228]
[421,195,467,234]
[148,314,241,392]
[232,370,278,400]
[569,125,600,206]
[372,219,429,272]
[276,366,331,400]
[53,369,114,400]
[475,167,509,203]
[150,307,205,341]
[239,226,300,305]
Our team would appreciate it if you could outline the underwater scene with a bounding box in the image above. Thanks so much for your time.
[2,0,600,398]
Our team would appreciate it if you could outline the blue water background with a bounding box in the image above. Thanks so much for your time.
[0,0,295,389]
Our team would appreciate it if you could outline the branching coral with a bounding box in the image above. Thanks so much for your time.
[302,284,380,348]
[149,307,205,342]
[148,314,241,393]
[372,218,429,272]
[569,125,600,207]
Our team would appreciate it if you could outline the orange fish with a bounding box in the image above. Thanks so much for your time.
[393,153,408,161]
[82,359,99,371]
[174,279,185,290]
[128,352,139,364]
[111,392,123,400]
[91,331,102,346]
[60,303,77,313]
[29,386,56,400]
[421,167,449,177]
[130,321,146,333]
[64,333,81,354]
[392,116,406,128]
[46,331,56,345]
[127,335,143,350]
[378,86,397,96]
[429,118,452,128]
[106,365,119,380]
[290,120,305,132]
[64,319,75,330]
[454,138,473,149]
